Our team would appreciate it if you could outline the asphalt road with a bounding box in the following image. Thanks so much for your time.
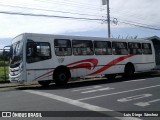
[0,72,160,120]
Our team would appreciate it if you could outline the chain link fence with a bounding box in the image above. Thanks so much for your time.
[0,49,10,82]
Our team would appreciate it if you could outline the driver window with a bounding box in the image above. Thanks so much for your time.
[26,41,51,63]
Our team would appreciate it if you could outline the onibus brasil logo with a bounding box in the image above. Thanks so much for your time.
[2,112,42,118]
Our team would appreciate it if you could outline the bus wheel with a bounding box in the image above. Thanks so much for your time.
[54,69,70,85]
[124,64,135,78]
[38,80,51,86]
[105,74,116,79]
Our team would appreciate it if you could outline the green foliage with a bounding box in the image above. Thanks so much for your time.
[0,67,9,81]
[0,49,10,81]
[0,51,10,61]
[0,60,9,81]
[0,61,9,66]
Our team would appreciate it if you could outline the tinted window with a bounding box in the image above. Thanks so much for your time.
[54,39,72,56]
[73,40,94,55]
[94,41,112,55]
[128,42,142,55]
[112,42,128,55]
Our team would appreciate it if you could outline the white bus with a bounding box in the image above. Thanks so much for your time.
[9,33,156,86]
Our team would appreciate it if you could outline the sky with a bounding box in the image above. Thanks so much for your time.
[0,0,160,49]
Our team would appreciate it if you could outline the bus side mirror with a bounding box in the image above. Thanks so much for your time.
[3,46,12,59]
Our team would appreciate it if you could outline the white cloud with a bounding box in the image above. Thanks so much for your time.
[0,0,104,38]
[110,0,160,26]
[0,0,159,41]
[0,45,4,49]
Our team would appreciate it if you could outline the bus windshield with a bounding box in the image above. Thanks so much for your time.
[10,37,23,67]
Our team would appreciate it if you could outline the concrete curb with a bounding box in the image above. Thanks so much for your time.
[0,83,18,88]
[0,82,39,89]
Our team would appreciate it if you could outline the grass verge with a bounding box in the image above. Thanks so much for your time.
[0,66,9,83]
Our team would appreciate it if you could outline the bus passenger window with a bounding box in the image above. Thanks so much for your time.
[112,42,128,55]
[72,40,94,55]
[142,43,152,54]
[54,39,72,56]
[128,42,142,55]
[94,41,112,55]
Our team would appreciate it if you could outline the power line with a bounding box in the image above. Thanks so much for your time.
[0,3,159,31]
[111,8,160,26]
[0,11,104,22]
[0,3,104,18]
[0,1,105,17]
[119,20,160,31]
[0,10,159,31]
[113,17,160,29]
[34,0,102,11]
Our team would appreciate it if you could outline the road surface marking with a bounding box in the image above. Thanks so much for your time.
[135,99,160,107]
[24,90,141,120]
[77,84,160,101]
[117,94,152,102]
[72,86,102,92]
[124,79,146,83]
[81,87,114,94]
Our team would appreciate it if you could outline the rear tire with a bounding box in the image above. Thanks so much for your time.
[123,64,135,78]
[38,80,51,86]
[54,69,70,85]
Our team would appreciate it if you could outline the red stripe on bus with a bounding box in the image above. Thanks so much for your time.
[39,73,53,80]
[33,55,133,81]
[88,54,134,75]
[69,63,93,70]
[67,58,98,70]
[33,70,54,81]
[34,59,98,81]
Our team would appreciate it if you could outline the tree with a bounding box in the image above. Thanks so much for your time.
[0,51,10,61]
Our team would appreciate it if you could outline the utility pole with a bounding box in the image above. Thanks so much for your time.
[107,0,111,38]
[102,0,111,38]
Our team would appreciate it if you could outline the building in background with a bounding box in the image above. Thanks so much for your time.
[147,36,160,69]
